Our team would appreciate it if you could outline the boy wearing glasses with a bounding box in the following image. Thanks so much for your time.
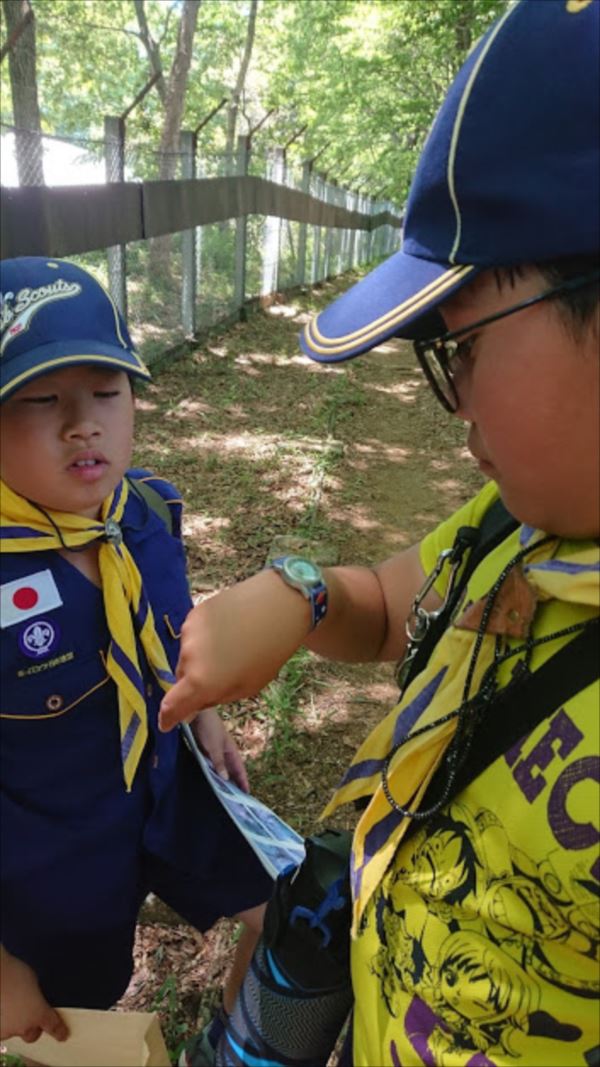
[162,1,599,1064]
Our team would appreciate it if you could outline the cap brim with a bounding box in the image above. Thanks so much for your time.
[0,340,152,401]
[300,251,479,363]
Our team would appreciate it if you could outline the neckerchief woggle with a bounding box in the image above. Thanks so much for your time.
[0,478,176,791]
[320,526,599,935]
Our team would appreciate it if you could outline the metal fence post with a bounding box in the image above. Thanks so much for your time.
[296,160,312,286]
[195,146,204,313]
[357,191,367,265]
[261,146,284,298]
[311,172,325,283]
[348,189,357,270]
[366,196,375,263]
[234,134,250,313]
[277,149,291,293]
[180,130,196,336]
[336,183,344,274]
[341,186,351,272]
[375,198,384,261]
[104,115,127,318]
[385,200,393,257]
[323,178,335,280]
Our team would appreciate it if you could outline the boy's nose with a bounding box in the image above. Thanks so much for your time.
[65,421,101,441]
[62,405,102,441]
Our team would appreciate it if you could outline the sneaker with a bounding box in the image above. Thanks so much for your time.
[178,1023,217,1067]
[179,1006,229,1067]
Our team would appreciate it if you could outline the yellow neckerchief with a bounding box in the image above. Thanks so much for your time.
[321,527,600,935]
[0,478,176,791]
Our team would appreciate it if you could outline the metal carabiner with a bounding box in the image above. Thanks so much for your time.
[405,548,454,641]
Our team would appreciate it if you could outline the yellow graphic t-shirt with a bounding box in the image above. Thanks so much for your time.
[349,484,599,1066]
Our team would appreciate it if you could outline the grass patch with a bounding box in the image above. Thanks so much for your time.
[257,648,313,760]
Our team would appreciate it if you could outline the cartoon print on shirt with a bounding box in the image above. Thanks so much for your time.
[371,801,593,1063]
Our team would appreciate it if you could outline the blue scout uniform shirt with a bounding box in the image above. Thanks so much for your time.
[1,471,201,913]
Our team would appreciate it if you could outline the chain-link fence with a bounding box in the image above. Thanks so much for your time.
[1,121,403,365]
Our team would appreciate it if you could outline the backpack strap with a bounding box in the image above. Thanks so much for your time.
[400,498,518,692]
[455,497,519,592]
[413,618,599,822]
[127,474,175,536]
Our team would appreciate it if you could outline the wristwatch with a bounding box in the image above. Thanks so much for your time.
[269,556,328,630]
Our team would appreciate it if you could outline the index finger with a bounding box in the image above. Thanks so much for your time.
[159,677,205,732]
[42,1007,69,1042]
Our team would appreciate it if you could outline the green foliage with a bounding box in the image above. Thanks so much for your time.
[150,973,190,1064]
[1,0,509,197]
[0,1054,25,1067]
[259,648,313,760]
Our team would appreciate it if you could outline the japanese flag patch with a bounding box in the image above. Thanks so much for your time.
[1,570,63,629]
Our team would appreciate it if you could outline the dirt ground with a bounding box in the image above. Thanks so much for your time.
[116,271,485,1059]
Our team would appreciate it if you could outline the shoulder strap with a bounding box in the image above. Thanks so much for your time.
[413,619,599,824]
[129,477,174,535]
[456,497,518,592]
[401,498,518,691]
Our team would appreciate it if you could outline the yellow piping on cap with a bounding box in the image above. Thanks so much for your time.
[304,264,475,356]
[1,352,151,400]
[447,2,519,264]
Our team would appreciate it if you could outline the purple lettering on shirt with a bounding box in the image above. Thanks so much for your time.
[548,756,600,851]
[512,710,583,802]
[505,737,526,768]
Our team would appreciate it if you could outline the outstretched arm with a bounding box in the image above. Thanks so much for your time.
[159,544,439,731]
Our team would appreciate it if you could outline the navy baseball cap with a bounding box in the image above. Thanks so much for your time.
[301,0,600,363]
[0,257,151,401]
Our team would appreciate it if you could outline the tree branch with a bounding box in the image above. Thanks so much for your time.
[134,0,167,106]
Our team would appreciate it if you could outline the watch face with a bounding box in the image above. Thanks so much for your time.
[284,557,322,585]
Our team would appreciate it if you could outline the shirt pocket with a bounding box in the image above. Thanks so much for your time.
[163,609,186,641]
[0,649,134,826]
[1,648,110,722]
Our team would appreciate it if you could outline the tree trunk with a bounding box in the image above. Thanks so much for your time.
[142,0,201,278]
[3,0,44,186]
[225,0,258,176]
[454,4,474,70]
[157,0,201,182]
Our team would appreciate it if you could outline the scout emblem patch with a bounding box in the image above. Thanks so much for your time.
[18,618,61,659]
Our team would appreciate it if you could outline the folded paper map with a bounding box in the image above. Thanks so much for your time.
[182,723,306,879]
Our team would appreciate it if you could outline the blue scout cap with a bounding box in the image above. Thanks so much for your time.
[301,0,600,363]
[0,257,151,401]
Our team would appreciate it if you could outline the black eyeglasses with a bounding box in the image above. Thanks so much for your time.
[413,271,600,413]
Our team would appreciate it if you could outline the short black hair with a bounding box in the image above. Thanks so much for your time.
[538,255,599,337]
[496,255,599,340]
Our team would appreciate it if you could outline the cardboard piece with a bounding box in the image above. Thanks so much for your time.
[3,1008,170,1067]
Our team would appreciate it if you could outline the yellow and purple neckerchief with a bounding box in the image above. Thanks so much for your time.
[0,478,176,791]
[321,525,599,935]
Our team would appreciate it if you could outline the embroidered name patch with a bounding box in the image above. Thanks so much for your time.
[17,650,74,677]
[0,570,63,629]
